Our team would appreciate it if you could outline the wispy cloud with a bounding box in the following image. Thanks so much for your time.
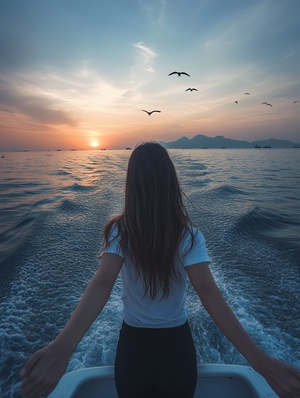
[0,73,77,127]
[0,64,130,128]
[132,42,158,73]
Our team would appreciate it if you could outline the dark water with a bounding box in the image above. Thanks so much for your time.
[0,148,299,397]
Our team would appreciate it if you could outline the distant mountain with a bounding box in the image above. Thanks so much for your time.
[160,134,300,149]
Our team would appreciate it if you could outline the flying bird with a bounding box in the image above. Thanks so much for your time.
[294,100,299,103]
[168,71,190,77]
[234,101,238,104]
[244,92,250,95]
[141,109,161,116]
[262,102,273,107]
[185,88,198,91]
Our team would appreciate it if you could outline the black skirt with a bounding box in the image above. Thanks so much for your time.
[115,321,197,398]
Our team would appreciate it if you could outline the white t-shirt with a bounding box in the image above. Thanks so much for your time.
[103,226,211,328]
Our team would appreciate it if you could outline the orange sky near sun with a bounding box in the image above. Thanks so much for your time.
[1,102,299,151]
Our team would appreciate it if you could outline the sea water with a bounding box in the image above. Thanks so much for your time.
[0,148,299,397]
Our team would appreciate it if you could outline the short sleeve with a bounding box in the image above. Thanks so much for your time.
[181,228,211,267]
[100,224,124,259]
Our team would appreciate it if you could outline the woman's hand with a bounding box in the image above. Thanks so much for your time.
[20,342,71,398]
[253,355,300,398]
[187,263,300,397]
[20,253,123,397]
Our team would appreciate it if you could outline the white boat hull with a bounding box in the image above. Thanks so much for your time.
[49,364,277,398]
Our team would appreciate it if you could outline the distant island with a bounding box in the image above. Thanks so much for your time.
[160,134,300,149]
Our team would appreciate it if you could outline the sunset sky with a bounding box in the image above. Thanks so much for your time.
[1,0,300,150]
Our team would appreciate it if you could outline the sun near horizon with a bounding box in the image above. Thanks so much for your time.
[90,141,99,149]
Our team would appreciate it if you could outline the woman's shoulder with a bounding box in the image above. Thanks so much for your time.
[182,225,203,238]
[104,216,123,236]
[108,221,119,235]
[179,226,210,264]
[181,226,205,247]
[101,219,124,257]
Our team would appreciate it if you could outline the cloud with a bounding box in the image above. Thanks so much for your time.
[132,42,158,72]
[133,42,158,58]
[145,66,155,73]
[0,72,77,127]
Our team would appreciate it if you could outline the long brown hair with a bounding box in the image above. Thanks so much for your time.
[103,142,194,298]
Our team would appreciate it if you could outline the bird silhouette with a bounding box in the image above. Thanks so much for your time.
[141,109,161,116]
[262,102,273,107]
[294,100,299,103]
[185,88,198,91]
[244,92,250,95]
[234,101,238,104]
[168,71,190,77]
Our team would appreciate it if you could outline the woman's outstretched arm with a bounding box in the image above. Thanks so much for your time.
[186,262,300,398]
[20,253,123,398]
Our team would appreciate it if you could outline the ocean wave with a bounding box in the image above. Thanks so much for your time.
[31,195,64,210]
[57,198,85,213]
[63,182,97,192]
[1,180,42,189]
[234,206,300,252]
[53,169,71,176]
[0,195,67,264]
[0,214,39,265]
[209,184,247,197]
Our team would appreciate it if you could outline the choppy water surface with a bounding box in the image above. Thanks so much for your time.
[0,148,299,397]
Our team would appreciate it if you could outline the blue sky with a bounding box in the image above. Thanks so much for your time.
[0,0,299,150]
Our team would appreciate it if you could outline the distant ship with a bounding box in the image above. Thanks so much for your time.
[126,147,132,150]
[253,142,261,148]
